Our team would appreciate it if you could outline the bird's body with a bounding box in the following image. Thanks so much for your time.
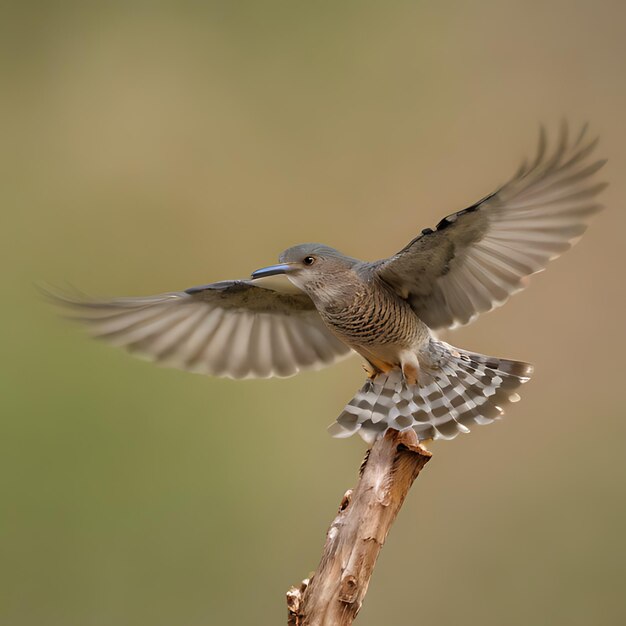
[302,265,429,382]
[49,123,606,443]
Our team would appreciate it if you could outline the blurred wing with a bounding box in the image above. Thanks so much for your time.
[48,280,352,379]
[374,123,607,329]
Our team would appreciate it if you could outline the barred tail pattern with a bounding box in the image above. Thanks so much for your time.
[328,339,533,444]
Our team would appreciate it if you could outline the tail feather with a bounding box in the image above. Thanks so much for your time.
[328,340,533,444]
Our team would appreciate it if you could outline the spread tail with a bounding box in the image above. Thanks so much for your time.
[329,339,533,444]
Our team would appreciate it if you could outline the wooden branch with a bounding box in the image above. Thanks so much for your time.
[287,429,432,626]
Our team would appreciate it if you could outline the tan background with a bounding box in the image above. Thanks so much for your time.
[1,1,625,625]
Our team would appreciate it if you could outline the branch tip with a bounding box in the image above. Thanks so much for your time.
[288,428,432,624]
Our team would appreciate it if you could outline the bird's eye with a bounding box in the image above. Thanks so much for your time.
[303,256,315,266]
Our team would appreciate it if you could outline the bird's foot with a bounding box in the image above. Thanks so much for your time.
[362,362,378,379]
[362,359,394,380]
[401,362,419,386]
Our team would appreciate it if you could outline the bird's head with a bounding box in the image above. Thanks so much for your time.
[251,243,359,301]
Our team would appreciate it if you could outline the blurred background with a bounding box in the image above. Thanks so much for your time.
[1,1,625,625]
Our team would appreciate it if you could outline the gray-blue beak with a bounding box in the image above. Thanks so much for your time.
[251,263,294,279]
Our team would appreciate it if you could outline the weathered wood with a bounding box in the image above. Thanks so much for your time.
[287,429,431,625]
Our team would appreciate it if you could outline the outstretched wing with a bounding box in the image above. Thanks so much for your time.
[373,123,607,329]
[47,281,352,378]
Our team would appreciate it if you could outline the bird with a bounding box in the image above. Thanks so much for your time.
[48,123,606,444]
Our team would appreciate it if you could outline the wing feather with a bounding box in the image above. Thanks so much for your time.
[373,123,607,329]
[46,281,352,379]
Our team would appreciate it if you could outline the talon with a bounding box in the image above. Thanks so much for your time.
[361,356,395,380]
[362,362,377,379]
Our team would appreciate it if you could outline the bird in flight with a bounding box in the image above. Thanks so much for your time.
[50,124,606,443]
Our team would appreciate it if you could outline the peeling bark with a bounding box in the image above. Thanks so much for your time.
[287,429,431,625]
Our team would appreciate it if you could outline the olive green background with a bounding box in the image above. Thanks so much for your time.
[2,1,625,625]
